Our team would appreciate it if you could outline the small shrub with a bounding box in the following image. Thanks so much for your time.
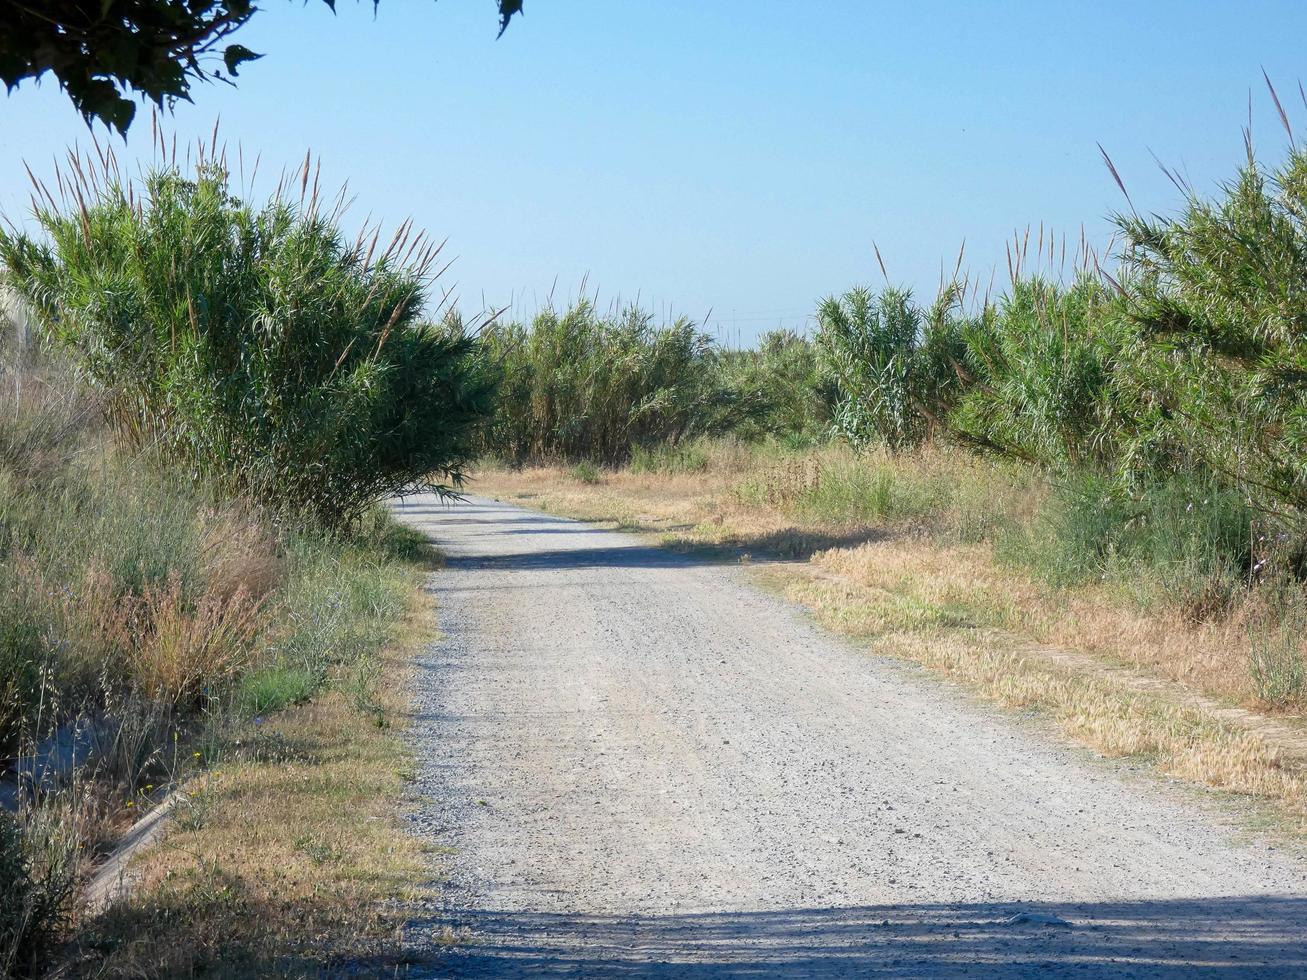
[237,662,320,716]
[258,528,413,710]
[1250,622,1307,707]
[0,799,84,977]
[116,576,266,709]
[0,353,91,482]
[0,577,47,752]
[1001,469,1257,617]
[342,652,385,724]
[734,455,823,509]
[794,461,897,523]
[96,696,177,794]
[630,442,710,475]
[570,461,602,485]
[1247,579,1307,707]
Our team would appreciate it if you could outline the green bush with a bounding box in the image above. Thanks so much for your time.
[1114,143,1307,513]
[250,526,414,712]
[1000,469,1257,615]
[947,277,1129,469]
[0,159,494,529]
[236,662,320,716]
[716,329,834,443]
[815,286,964,449]
[629,441,711,475]
[569,461,602,484]
[479,301,752,464]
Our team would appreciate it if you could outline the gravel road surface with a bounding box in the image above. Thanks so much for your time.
[396,494,1307,978]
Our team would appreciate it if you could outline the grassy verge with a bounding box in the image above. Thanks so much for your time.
[0,338,442,975]
[57,587,435,978]
[475,439,1307,839]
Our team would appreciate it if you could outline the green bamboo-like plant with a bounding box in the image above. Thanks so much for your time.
[814,286,964,450]
[715,329,834,443]
[0,150,495,529]
[947,276,1129,469]
[478,301,751,464]
[1113,141,1307,513]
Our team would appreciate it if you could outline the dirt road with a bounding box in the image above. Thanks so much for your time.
[397,495,1307,978]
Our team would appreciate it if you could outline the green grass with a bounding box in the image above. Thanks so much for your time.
[630,442,711,475]
[236,663,320,717]
[727,446,1029,545]
[569,461,603,484]
[232,518,424,722]
[996,469,1259,617]
[794,461,932,524]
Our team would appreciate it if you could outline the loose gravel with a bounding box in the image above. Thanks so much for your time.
[396,495,1307,978]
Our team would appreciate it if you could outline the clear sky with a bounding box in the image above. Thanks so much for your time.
[3,1,1306,342]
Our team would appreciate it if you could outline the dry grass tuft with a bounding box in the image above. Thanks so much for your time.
[200,507,283,605]
[130,577,265,708]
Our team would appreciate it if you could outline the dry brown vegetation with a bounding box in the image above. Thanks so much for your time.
[475,440,1307,836]
[55,599,436,979]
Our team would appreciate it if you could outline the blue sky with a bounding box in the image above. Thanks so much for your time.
[3,1,1306,342]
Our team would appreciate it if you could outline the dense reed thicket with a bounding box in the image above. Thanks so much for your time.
[0,151,494,530]
[715,329,833,445]
[814,285,968,449]
[807,137,1307,530]
[796,139,1307,585]
[477,301,759,464]
[1114,146,1307,514]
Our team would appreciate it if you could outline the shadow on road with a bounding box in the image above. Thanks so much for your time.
[395,499,886,569]
[413,896,1307,978]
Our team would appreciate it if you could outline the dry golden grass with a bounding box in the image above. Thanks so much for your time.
[475,441,1043,555]
[199,505,283,605]
[476,445,1307,837]
[62,563,266,709]
[57,599,437,979]
[129,577,264,708]
[809,540,1259,703]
